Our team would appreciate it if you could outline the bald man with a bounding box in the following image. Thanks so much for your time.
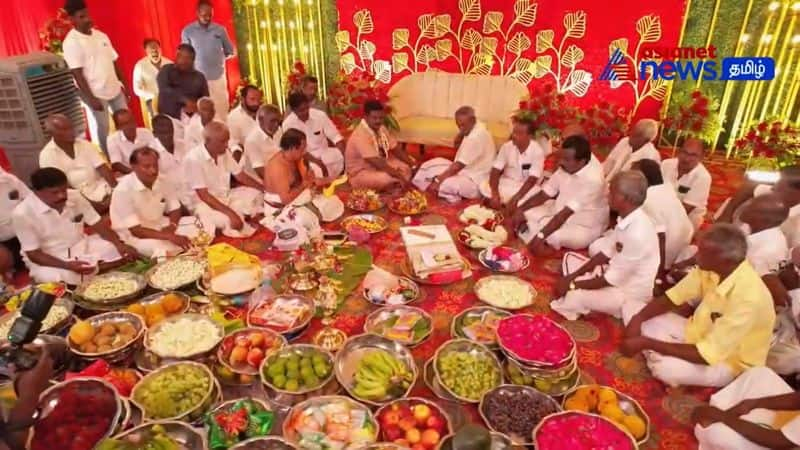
[39,114,116,211]
[243,104,283,180]
[412,106,495,203]
[661,138,711,231]
[185,97,217,151]
[603,119,661,181]
[184,121,264,237]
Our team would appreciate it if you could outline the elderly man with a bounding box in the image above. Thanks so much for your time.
[551,171,660,321]
[151,114,191,208]
[110,148,193,258]
[132,38,171,123]
[39,114,115,211]
[156,44,209,124]
[622,224,775,388]
[661,138,711,231]
[346,100,415,192]
[244,104,282,179]
[514,135,608,254]
[481,118,545,213]
[62,0,128,154]
[412,106,495,203]
[184,122,263,238]
[181,0,235,119]
[283,92,344,177]
[227,85,262,150]
[12,168,137,285]
[693,366,800,450]
[603,119,661,181]
[185,97,217,151]
[107,109,161,174]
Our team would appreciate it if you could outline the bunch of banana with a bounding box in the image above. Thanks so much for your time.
[352,350,413,400]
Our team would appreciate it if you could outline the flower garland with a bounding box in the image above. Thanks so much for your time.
[286,61,307,95]
[39,8,72,55]
[732,119,800,170]
[326,69,397,132]
[576,102,628,150]
[661,90,722,148]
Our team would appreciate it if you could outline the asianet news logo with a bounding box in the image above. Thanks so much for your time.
[599,45,775,82]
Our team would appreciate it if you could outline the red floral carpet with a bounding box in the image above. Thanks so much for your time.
[221,149,745,450]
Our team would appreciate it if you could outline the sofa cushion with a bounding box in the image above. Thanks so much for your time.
[395,116,511,148]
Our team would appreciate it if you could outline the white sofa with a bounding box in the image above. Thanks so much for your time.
[388,72,529,148]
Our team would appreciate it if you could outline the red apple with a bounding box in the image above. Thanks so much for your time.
[412,404,432,425]
[229,346,248,365]
[381,410,402,428]
[411,444,427,450]
[249,331,265,347]
[406,428,422,444]
[246,347,265,367]
[421,429,441,448]
[426,414,445,432]
[234,335,251,348]
[398,418,416,432]
[383,426,404,442]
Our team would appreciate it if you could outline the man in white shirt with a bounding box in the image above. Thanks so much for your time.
[12,168,137,285]
[481,119,546,214]
[107,109,162,174]
[184,122,264,238]
[514,135,609,253]
[39,114,116,212]
[152,114,189,163]
[0,168,30,279]
[184,97,218,151]
[244,105,283,180]
[62,0,129,154]
[693,366,800,450]
[661,138,711,231]
[412,106,495,203]
[110,148,193,258]
[603,119,661,181]
[283,92,344,177]
[132,38,171,125]
[227,85,262,151]
[551,171,660,321]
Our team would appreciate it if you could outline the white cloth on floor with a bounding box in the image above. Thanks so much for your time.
[603,137,661,181]
[642,182,694,268]
[661,158,711,231]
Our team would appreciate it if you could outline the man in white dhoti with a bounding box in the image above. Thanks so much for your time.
[227,85,261,151]
[603,118,661,181]
[622,224,775,388]
[39,114,116,213]
[184,122,264,238]
[283,92,345,178]
[12,168,138,285]
[661,138,711,231]
[110,148,194,258]
[513,135,608,253]
[412,106,495,203]
[550,171,659,321]
[243,104,283,180]
[693,366,800,450]
[107,109,162,174]
[768,246,800,376]
[481,118,546,214]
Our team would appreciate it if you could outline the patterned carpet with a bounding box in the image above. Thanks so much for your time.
[219,149,746,449]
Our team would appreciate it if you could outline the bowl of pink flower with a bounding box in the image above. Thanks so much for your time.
[533,411,637,450]
[496,314,576,368]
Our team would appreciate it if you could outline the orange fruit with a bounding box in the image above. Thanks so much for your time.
[161,294,184,314]
[126,303,145,316]
[69,320,95,345]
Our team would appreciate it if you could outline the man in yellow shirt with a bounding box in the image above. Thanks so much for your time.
[622,223,775,388]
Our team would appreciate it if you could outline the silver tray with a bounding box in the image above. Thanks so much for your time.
[144,313,224,360]
[74,271,146,306]
[363,305,432,347]
[110,420,208,449]
[146,255,206,291]
[67,311,145,362]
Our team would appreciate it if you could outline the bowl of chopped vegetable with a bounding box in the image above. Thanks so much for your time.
[130,361,216,422]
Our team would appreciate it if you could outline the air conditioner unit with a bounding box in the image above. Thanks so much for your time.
[0,52,85,183]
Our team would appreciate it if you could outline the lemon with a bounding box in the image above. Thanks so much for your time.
[68,320,95,345]
[599,403,625,423]
[623,415,647,439]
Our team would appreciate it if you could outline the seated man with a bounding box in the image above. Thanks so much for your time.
[39,114,116,211]
[184,121,264,237]
[693,366,800,450]
[551,171,659,321]
[11,168,138,285]
[769,246,800,376]
[283,92,344,177]
[638,159,694,279]
[107,109,161,174]
[0,167,31,280]
[622,224,775,388]
[717,165,800,248]
[110,147,193,258]
[262,129,344,237]
[603,118,661,181]
[481,118,546,213]
[184,97,217,151]
[152,114,189,162]
[345,100,415,192]
[151,114,191,208]
[661,138,711,231]
[514,135,608,253]
[227,85,262,151]
[412,106,495,202]
[243,104,283,180]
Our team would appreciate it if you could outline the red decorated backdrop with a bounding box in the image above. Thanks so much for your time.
[0,0,240,125]
[335,0,688,119]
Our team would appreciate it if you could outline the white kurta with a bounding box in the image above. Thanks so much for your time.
[107,128,162,168]
[283,110,344,177]
[412,123,496,203]
[519,155,609,248]
[39,139,111,203]
[0,168,30,241]
[226,105,257,150]
[12,190,121,284]
[603,137,661,181]
[479,139,546,204]
[695,366,800,450]
[551,208,660,321]
[661,158,711,231]
[642,182,694,268]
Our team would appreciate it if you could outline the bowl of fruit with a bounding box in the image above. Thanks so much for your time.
[375,398,452,449]
[347,189,384,212]
[478,384,561,445]
[125,291,190,327]
[388,190,428,215]
[283,395,379,449]
[96,421,207,450]
[335,334,418,406]
[364,306,433,347]
[130,361,217,422]
[450,306,510,350]
[496,314,576,369]
[436,431,513,450]
[260,344,335,398]
[432,339,503,404]
[561,385,649,444]
[229,437,298,450]
[505,358,580,397]
[67,312,145,363]
[533,411,637,450]
[217,327,286,376]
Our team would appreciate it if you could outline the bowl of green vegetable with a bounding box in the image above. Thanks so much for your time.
[363,305,432,347]
[130,361,215,422]
[432,339,503,404]
[96,421,207,450]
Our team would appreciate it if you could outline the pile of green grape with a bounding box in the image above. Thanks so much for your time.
[437,351,501,401]
[133,365,211,419]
